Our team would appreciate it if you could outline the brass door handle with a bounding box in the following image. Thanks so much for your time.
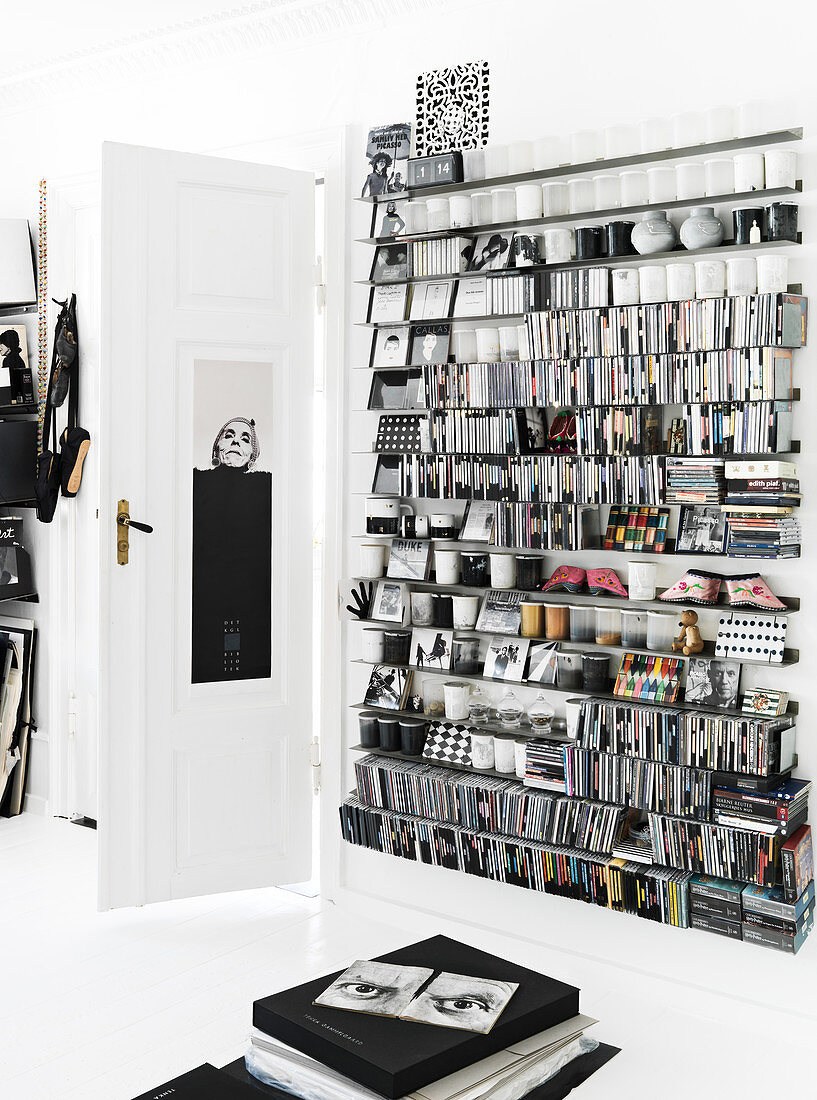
[117,499,153,565]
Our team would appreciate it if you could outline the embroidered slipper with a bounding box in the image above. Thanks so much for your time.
[724,573,786,611]
[586,568,628,598]
[658,569,723,606]
[541,565,586,593]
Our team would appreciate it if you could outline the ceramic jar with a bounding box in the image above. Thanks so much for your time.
[679,207,725,251]
[631,210,677,255]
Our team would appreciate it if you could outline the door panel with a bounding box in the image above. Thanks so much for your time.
[99,142,314,908]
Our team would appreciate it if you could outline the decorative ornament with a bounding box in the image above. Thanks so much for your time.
[415,60,490,157]
[671,609,705,655]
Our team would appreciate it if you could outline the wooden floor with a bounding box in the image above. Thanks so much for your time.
[1,815,813,1099]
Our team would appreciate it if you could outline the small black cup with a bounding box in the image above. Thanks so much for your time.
[575,225,606,260]
[383,629,411,664]
[359,711,380,748]
[732,207,764,245]
[515,555,541,591]
[461,552,489,586]
[378,715,401,752]
[606,220,636,256]
[581,654,609,692]
[399,718,427,756]
[431,593,454,627]
[766,202,798,242]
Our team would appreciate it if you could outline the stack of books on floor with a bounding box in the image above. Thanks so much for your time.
[723,459,801,559]
[663,457,725,504]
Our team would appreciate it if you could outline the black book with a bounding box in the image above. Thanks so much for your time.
[710,768,793,794]
[252,935,580,1099]
[131,1063,259,1099]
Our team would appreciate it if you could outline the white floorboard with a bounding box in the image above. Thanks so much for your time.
[0,815,812,1099]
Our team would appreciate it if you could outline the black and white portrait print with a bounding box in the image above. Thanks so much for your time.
[676,506,727,554]
[483,635,529,682]
[685,657,741,709]
[415,61,490,157]
[363,664,409,710]
[371,579,406,623]
[411,627,453,670]
[410,323,451,366]
[315,961,433,1018]
[467,232,513,272]
[400,972,517,1033]
[370,326,410,369]
[378,200,407,238]
[191,360,272,684]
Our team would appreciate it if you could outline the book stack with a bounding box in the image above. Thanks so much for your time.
[688,874,744,940]
[523,737,567,792]
[723,459,801,559]
[663,457,726,504]
[741,875,815,954]
[712,777,810,838]
[603,506,669,552]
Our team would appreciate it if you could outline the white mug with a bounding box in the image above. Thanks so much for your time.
[430,513,457,537]
[695,260,726,299]
[726,257,758,296]
[444,681,472,721]
[362,628,386,662]
[515,183,544,220]
[471,192,492,225]
[666,263,696,302]
[452,595,480,629]
[489,553,516,589]
[476,327,501,363]
[638,265,667,304]
[764,150,797,189]
[757,255,789,294]
[541,182,569,216]
[675,162,705,201]
[449,193,473,229]
[733,153,765,193]
[435,548,461,584]
[360,542,385,579]
[611,268,640,306]
[366,496,411,535]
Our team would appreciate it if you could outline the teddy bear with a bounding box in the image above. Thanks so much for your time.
[672,609,704,655]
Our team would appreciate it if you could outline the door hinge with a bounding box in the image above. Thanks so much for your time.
[309,737,321,792]
[313,256,326,313]
[67,691,78,739]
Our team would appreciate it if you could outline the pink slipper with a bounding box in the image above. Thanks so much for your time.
[725,573,786,611]
[659,569,722,606]
[541,565,586,593]
[586,568,628,598]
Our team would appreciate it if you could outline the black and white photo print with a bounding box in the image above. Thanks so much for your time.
[685,657,741,709]
[315,960,433,1018]
[482,635,529,682]
[399,972,517,1033]
[191,360,272,684]
[371,243,409,283]
[410,627,453,670]
[410,323,451,366]
[467,232,513,272]
[371,579,407,623]
[387,537,431,579]
[363,664,410,710]
[676,506,727,554]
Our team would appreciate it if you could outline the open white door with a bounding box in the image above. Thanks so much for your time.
[98,142,315,908]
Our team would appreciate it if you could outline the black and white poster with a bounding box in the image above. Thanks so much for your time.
[410,323,451,366]
[483,635,529,682]
[410,627,453,670]
[362,124,412,198]
[685,657,741,709]
[191,360,272,683]
[467,233,513,272]
[676,506,728,554]
[370,326,410,368]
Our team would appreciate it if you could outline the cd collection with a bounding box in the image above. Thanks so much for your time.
[574,406,661,456]
[426,408,540,455]
[577,698,796,777]
[726,515,801,559]
[339,796,692,928]
[648,813,778,886]
[374,453,664,503]
[664,458,726,504]
[352,755,625,854]
[405,237,475,278]
[563,747,712,820]
[546,268,610,310]
[493,502,597,551]
[524,294,807,361]
[421,348,794,410]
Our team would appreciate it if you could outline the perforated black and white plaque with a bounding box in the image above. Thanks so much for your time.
[415,61,490,157]
[714,613,787,665]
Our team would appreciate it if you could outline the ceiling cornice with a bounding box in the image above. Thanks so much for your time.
[0,0,441,113]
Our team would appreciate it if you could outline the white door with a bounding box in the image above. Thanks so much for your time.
[98,142,315,908]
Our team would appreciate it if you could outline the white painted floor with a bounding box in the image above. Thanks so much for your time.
[1,815,814,1099]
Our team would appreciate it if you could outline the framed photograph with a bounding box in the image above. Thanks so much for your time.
[368,284,408,324]
[371,579,408,624]
[676,505,727,555]
[363,663,413,710]
[370,243,409,284]
[410,627,453,670]
[408,280,453,321]
[387,538,431,580]
[526,641,559,685]
[483,635,529,682]
[467,232,514,272]
[373,199,408,239]
[410,323,451,366]
[368,368,425,411]
[400,972,518,1033]
[685,656,741,709]
[315,960,432,1018]
[370,326,410,368]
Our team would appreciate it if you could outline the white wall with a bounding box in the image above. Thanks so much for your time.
[4,0,816,1009]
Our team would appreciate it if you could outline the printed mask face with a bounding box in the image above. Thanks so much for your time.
[400,972,518,1033]
[314,960,433,1017]
[216,421,254,468]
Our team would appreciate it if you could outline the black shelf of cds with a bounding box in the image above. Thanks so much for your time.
[358,128,803,204]
[359,237,802,288]
[350,574,801,613]
[359,183,802,245]
[357,443,801,457]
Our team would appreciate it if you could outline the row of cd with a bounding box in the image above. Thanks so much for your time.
[649,813,778,886]
[564,748,712,821]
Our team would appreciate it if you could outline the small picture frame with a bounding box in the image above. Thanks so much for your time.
[676,506,727,555]
[371,579,408,624]
[685,656,741,709]
[410,323,451,366]
[467,232,514,272]
[370,326,410,368]
[370,243,410,284]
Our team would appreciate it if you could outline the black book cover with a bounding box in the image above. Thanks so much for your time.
[252,935,580,1099]
[131,1063,259,1099]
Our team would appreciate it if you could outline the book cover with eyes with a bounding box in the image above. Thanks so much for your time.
[314,960,433,1018]
[253,935,580,1099]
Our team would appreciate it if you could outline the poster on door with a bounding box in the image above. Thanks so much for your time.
[191,359,272,683]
